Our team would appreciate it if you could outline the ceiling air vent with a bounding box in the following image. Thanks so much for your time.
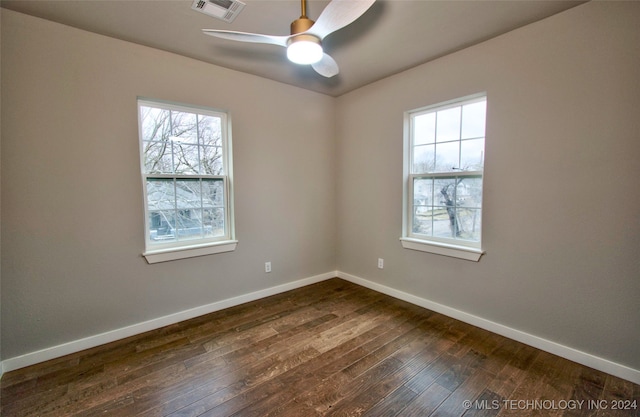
[192,0,246,23]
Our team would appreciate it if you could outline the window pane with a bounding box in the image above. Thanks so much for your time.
[435,141,460,171]
[143,141,174,174]
[198,115,222,147]
[456,208,482,242]
[436,107,461,142]
[412,206,435,236]
[148,210,177,242]
[433,206,459,239]
[146,179,175,211]
[460,138,484,170]
[413,178,434,206]
[204,208,225,237]
[200,146,224,175]
[175,179,201,209]
[173,143,200,174]
[412,145,434,173]
[456,177,483,209]
[413,112,435,145]
[434,178,458,207]
[175,208,205,241]
[170,111,198,144]
[461,100,486,139]
[140,107,171,142]
[202,179,224,208]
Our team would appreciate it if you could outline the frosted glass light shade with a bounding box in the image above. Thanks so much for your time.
[287,38,323,65]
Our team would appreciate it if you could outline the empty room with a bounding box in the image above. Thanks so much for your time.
[1,0,639,415]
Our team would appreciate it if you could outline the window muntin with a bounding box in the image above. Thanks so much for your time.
[406,95,486,249]
[138,99,233,253]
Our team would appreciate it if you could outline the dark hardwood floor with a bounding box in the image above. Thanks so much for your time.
[1,278,638,416]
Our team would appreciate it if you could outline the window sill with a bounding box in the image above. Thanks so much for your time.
[400,237,484,262]
[143,240,238,264]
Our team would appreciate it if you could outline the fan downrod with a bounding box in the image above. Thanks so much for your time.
[290,0,315,35]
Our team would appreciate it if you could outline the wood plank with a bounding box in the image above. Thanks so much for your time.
[594,375,639,417]
[401,382,453,417]
[230,312,430,417]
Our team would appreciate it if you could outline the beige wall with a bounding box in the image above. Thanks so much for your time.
[2,1,639,375]
[336,1,640,371]
[1,10,336,359]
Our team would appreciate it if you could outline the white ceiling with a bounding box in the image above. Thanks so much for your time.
[1,0,585,96]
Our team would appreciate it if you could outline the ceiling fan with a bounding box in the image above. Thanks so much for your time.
[202,0,376,78]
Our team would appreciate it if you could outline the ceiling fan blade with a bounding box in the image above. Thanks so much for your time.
[307,0,376,40]
[202,30,289,47]
[312,53,339,78]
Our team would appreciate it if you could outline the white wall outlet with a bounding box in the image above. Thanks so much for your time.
[265,261,272,273]
[378,258,384,269]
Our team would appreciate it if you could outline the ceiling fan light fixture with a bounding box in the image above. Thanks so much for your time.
[201,0,376,77]
[287,35,323,65]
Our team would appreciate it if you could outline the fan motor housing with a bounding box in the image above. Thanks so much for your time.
[291,17,315,35]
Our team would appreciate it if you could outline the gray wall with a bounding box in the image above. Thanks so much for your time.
[1,10,336,359]
[336,1,640,371]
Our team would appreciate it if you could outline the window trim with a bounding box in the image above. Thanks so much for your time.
[143,240,238,264]
[138,98,236,263]
[399,238,484,261]
[401,93,486,261]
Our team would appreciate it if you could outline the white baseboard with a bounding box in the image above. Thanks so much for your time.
[2,270,639,386]
[336,271,640,385]
[0,271,336,374]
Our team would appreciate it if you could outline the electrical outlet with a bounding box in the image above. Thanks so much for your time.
[378,258,384,269]
[265,262,272,273]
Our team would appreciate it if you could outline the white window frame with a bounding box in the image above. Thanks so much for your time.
[138,98,236,263]
[401,93,486,261]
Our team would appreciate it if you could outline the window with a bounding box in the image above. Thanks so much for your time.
[138,99,236,263]
[401,94,486,261]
